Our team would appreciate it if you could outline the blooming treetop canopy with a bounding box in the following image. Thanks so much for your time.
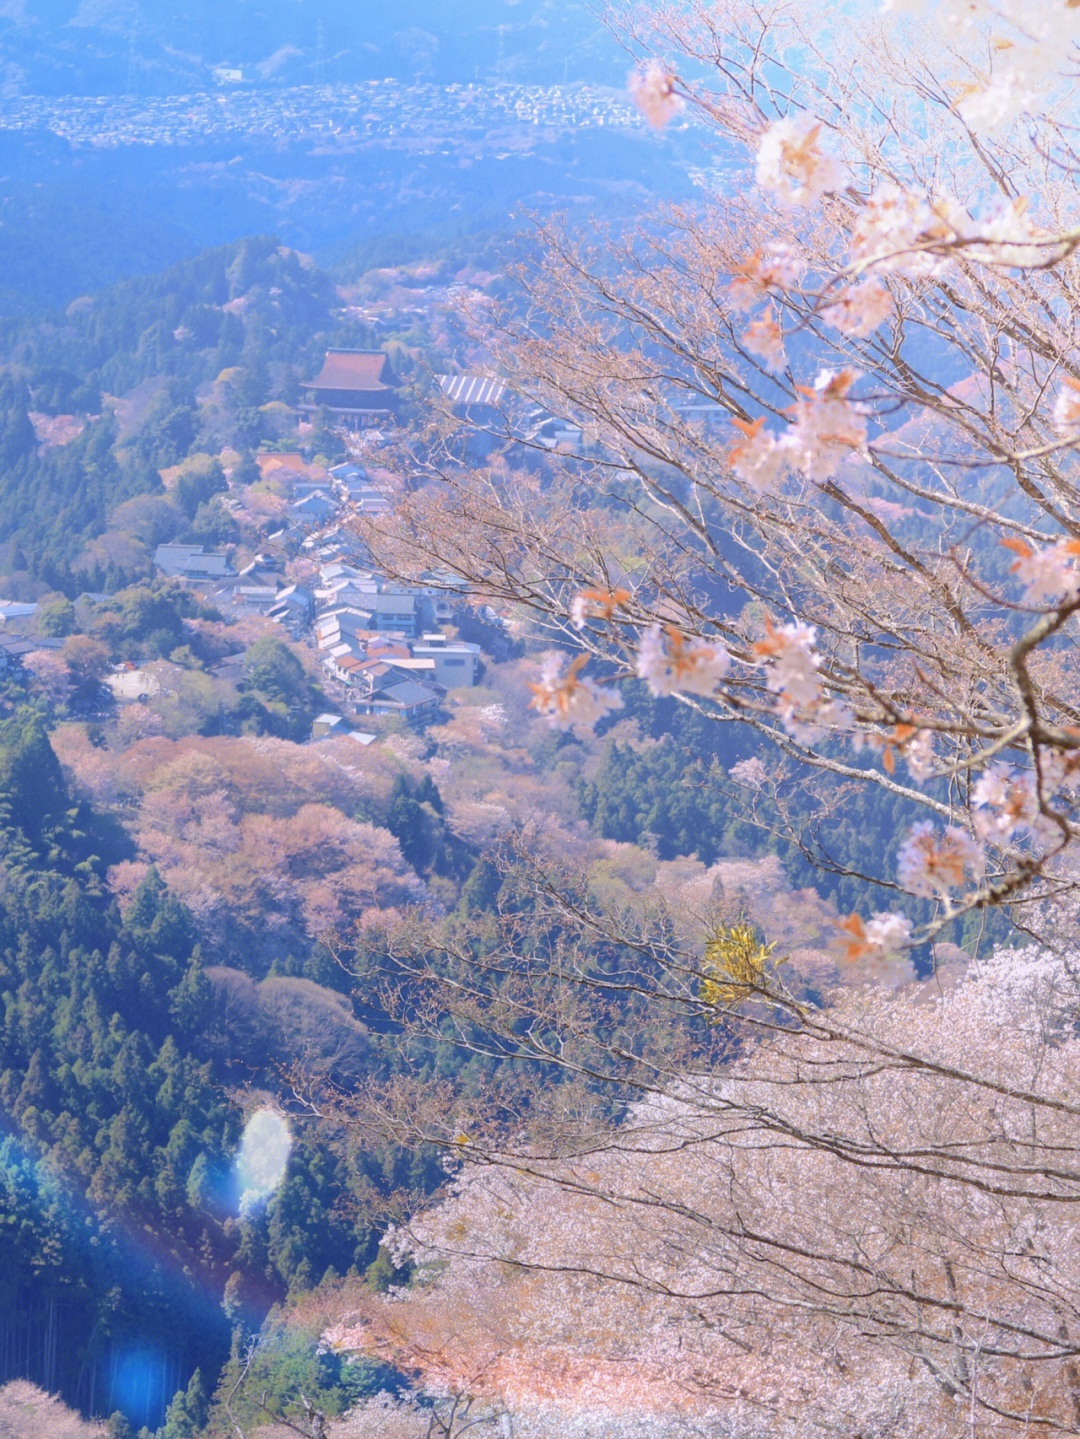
[492,1,1080,957]
[358,0,1080,970]
[321,10,1080,1439]
[329,945,1080,1437]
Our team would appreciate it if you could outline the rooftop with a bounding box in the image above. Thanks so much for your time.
[439,374,508,407]
[303,350,396,394]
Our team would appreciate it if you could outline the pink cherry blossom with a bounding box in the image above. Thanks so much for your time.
[527,653,623,733]
[755,114,847,207]
[896,820,984,897]
[636,623,731,698]
[628,61,684,129]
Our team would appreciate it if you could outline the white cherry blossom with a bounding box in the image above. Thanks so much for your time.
[896,820,984,897]
[849,183,964,278]
[570,587,631,630]
[834,909,913,966]
[752,618,848,741]
[728,416,787,492]
[628,61,684,129]
[742,309,786,371]
[1053,377,1080,439]
[727,242,804,312]
[527,652,622,733]
[781,368,867,481]
[755,114,847,207]
[970,761,1052,846]
[905,727,936,781]
[636,623,731,698]
[819,278,893,338]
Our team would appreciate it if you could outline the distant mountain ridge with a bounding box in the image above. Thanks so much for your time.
[0,0,626,95]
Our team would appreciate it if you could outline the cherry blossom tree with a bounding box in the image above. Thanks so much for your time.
[321,4,1080,1436]
[361,0,1080,954]
[327,933,1080,1437]
[20,649,73,708]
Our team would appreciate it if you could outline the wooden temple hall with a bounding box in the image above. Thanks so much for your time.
[299,349,399,429]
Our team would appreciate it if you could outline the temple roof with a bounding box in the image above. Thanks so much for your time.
[302,350,395,393]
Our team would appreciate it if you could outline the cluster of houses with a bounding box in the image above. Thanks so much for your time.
[312,558,480,726]
[3,350,539,733]
[153,437,483,732]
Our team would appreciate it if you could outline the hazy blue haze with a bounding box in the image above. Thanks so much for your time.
[0,0,623,93]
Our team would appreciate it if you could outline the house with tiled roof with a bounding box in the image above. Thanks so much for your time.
[437,373,508,458]
[354,678,441,728]
[155,544,235,581]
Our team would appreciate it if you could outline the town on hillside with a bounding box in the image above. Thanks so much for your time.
[1,343,568,741]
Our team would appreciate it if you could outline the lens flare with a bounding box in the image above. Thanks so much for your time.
[112,1346,169,1428]
[234,1108,292,1215]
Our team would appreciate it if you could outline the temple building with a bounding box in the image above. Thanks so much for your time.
[299,349,399,429]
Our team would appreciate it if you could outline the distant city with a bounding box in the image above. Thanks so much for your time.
[0,81,675,151]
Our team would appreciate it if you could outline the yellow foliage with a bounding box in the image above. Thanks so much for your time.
[699,923,778,1007]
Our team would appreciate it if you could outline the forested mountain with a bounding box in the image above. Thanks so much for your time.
[0,711,428,1429]
[0,95,1007,1435]
[0,235,363,589]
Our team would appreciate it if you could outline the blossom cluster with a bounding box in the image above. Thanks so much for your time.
[754,115,846,208]
[741,309,786,372]
[971,763,1044,845]
[527,653,622,733]
[857,723,936,780]
[728,416,787,493]
[819,277,893,338]
[896,820,984,899]
[1003,535,1080,607]
[728,243,802,312]
[628,61,683,129]
[835,910,913,966]
[588,16,1080,985]
[728,369,868,493]
[850,184,965,279]
[783,368,868,481]
[881,0,1080,134]
[751,618,845,743]
[1053,378,1080,439]
[571,586,631,630]
[636,623,731,698]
